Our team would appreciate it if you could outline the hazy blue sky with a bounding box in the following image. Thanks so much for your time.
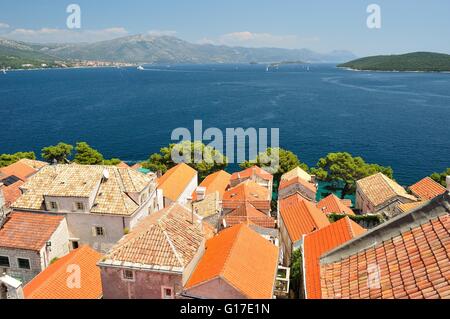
[1,0,449,56]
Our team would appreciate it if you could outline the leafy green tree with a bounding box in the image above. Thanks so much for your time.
[103,158,122,166]
[311,152,393,198]
[142,141,228,179]
[41,143,73,164]
[290,249,303,298]
[0,152,36,168]
[74,142,104,165]
[240,147,308,180]
[431,168,450,187]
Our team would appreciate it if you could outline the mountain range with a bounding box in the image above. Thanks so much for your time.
[0,34,356,67]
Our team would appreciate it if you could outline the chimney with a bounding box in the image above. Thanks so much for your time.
[195,187,207,202]
[446,176,450,193]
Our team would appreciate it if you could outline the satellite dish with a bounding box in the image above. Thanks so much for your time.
[102,169,110,181]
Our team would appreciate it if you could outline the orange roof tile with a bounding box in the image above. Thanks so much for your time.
[303,217,366,299]
[158,163,197,202]
[102,203,204,270]
[192,170,231,201]
[279,194,330,242]
[1,180,24,207]
[357,173,417,207]
[224,203,276,228]
[0,212,64,251]
[24,246,102,299]
[222,180,271,211]
[279,176,317,193]
[185,224,278,299]
[0,160,38,181]
[131,163,142,170]
[409,177,447,201]
[317,194,355,216]
[397,201,427,213]
[116,161,130,168]
[320,193,450,299]
[231,166,273,182]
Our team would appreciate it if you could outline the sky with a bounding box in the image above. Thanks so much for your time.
[1,0,450,56]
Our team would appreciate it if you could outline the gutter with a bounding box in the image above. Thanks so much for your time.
[301,234,308,299]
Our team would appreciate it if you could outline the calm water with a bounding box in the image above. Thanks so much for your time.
[1,64,449,185]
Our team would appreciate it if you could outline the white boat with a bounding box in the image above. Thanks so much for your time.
[1,69,6,74]
[137,65,144,71]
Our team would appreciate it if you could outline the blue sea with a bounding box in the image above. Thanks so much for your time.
[1,64,449,185]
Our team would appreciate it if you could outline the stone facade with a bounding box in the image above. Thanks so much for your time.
[0,219,70,284]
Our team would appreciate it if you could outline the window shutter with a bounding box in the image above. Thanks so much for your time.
[92,227,97,237]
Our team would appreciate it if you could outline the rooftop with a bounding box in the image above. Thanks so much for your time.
[279,193,330,243]
[24,246,102,299]
[224,202,276,228]
[192,170,231,201]
[303,217,366,299]
[409,177,447,201]
[0,212,64,251]
[317,194,355,216]
[11,164,154,216]
[231,165,273,182]
[0,159,47,181]
[185,224,279,299]
[101,203,204,272]
[279,175,317,193]
[320,193,450,299]
[0,180,24,207]
[222,180,271,211]
[158,163,197,202]
[281,166,313,183]
[356,173,417,207]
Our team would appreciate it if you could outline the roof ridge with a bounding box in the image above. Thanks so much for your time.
[26,247,87,297]
[162,229,185,268]
[220,225,244,279]
[321,193,450,264]
[380,173,402,197]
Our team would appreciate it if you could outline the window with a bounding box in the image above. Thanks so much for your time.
[122,269,134,281]
[0,256,10,268]
[49,201,58,210]
[75,202,84,211]
[95,226,104,236]
[18,258,31,270]
[162,287,174,299]
[71,241,79,250]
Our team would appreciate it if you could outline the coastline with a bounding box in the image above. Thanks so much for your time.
[337,66,450,74]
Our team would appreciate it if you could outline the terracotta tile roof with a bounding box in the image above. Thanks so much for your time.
[116,161,130,168]
[409,177,447,201]
[279,194,330,243]
[185,224,279,299]
[303,217,366,299]
[222,180,271,211]
[101,203,204,271]
[158,163,197,202]
[397,201,428,214]
[0,212,64,251]
[224,203,276,228]
[0,159,45,181]
[320,193,450,299]
[279,176,317,193]
[24,246,102,299]
[317,194,355,216]
[192,170,231,201]
[357,173,417,207]
[12,164,155,216]
[231,166,273,182]
[281,166,313,183]
[1,180,24,207]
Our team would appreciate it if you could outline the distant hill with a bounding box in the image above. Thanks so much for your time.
[339,52,450,72]
[0,38,67,69]
[0,34,356,68]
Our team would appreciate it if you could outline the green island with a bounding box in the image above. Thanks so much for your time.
[338,52,450,72]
